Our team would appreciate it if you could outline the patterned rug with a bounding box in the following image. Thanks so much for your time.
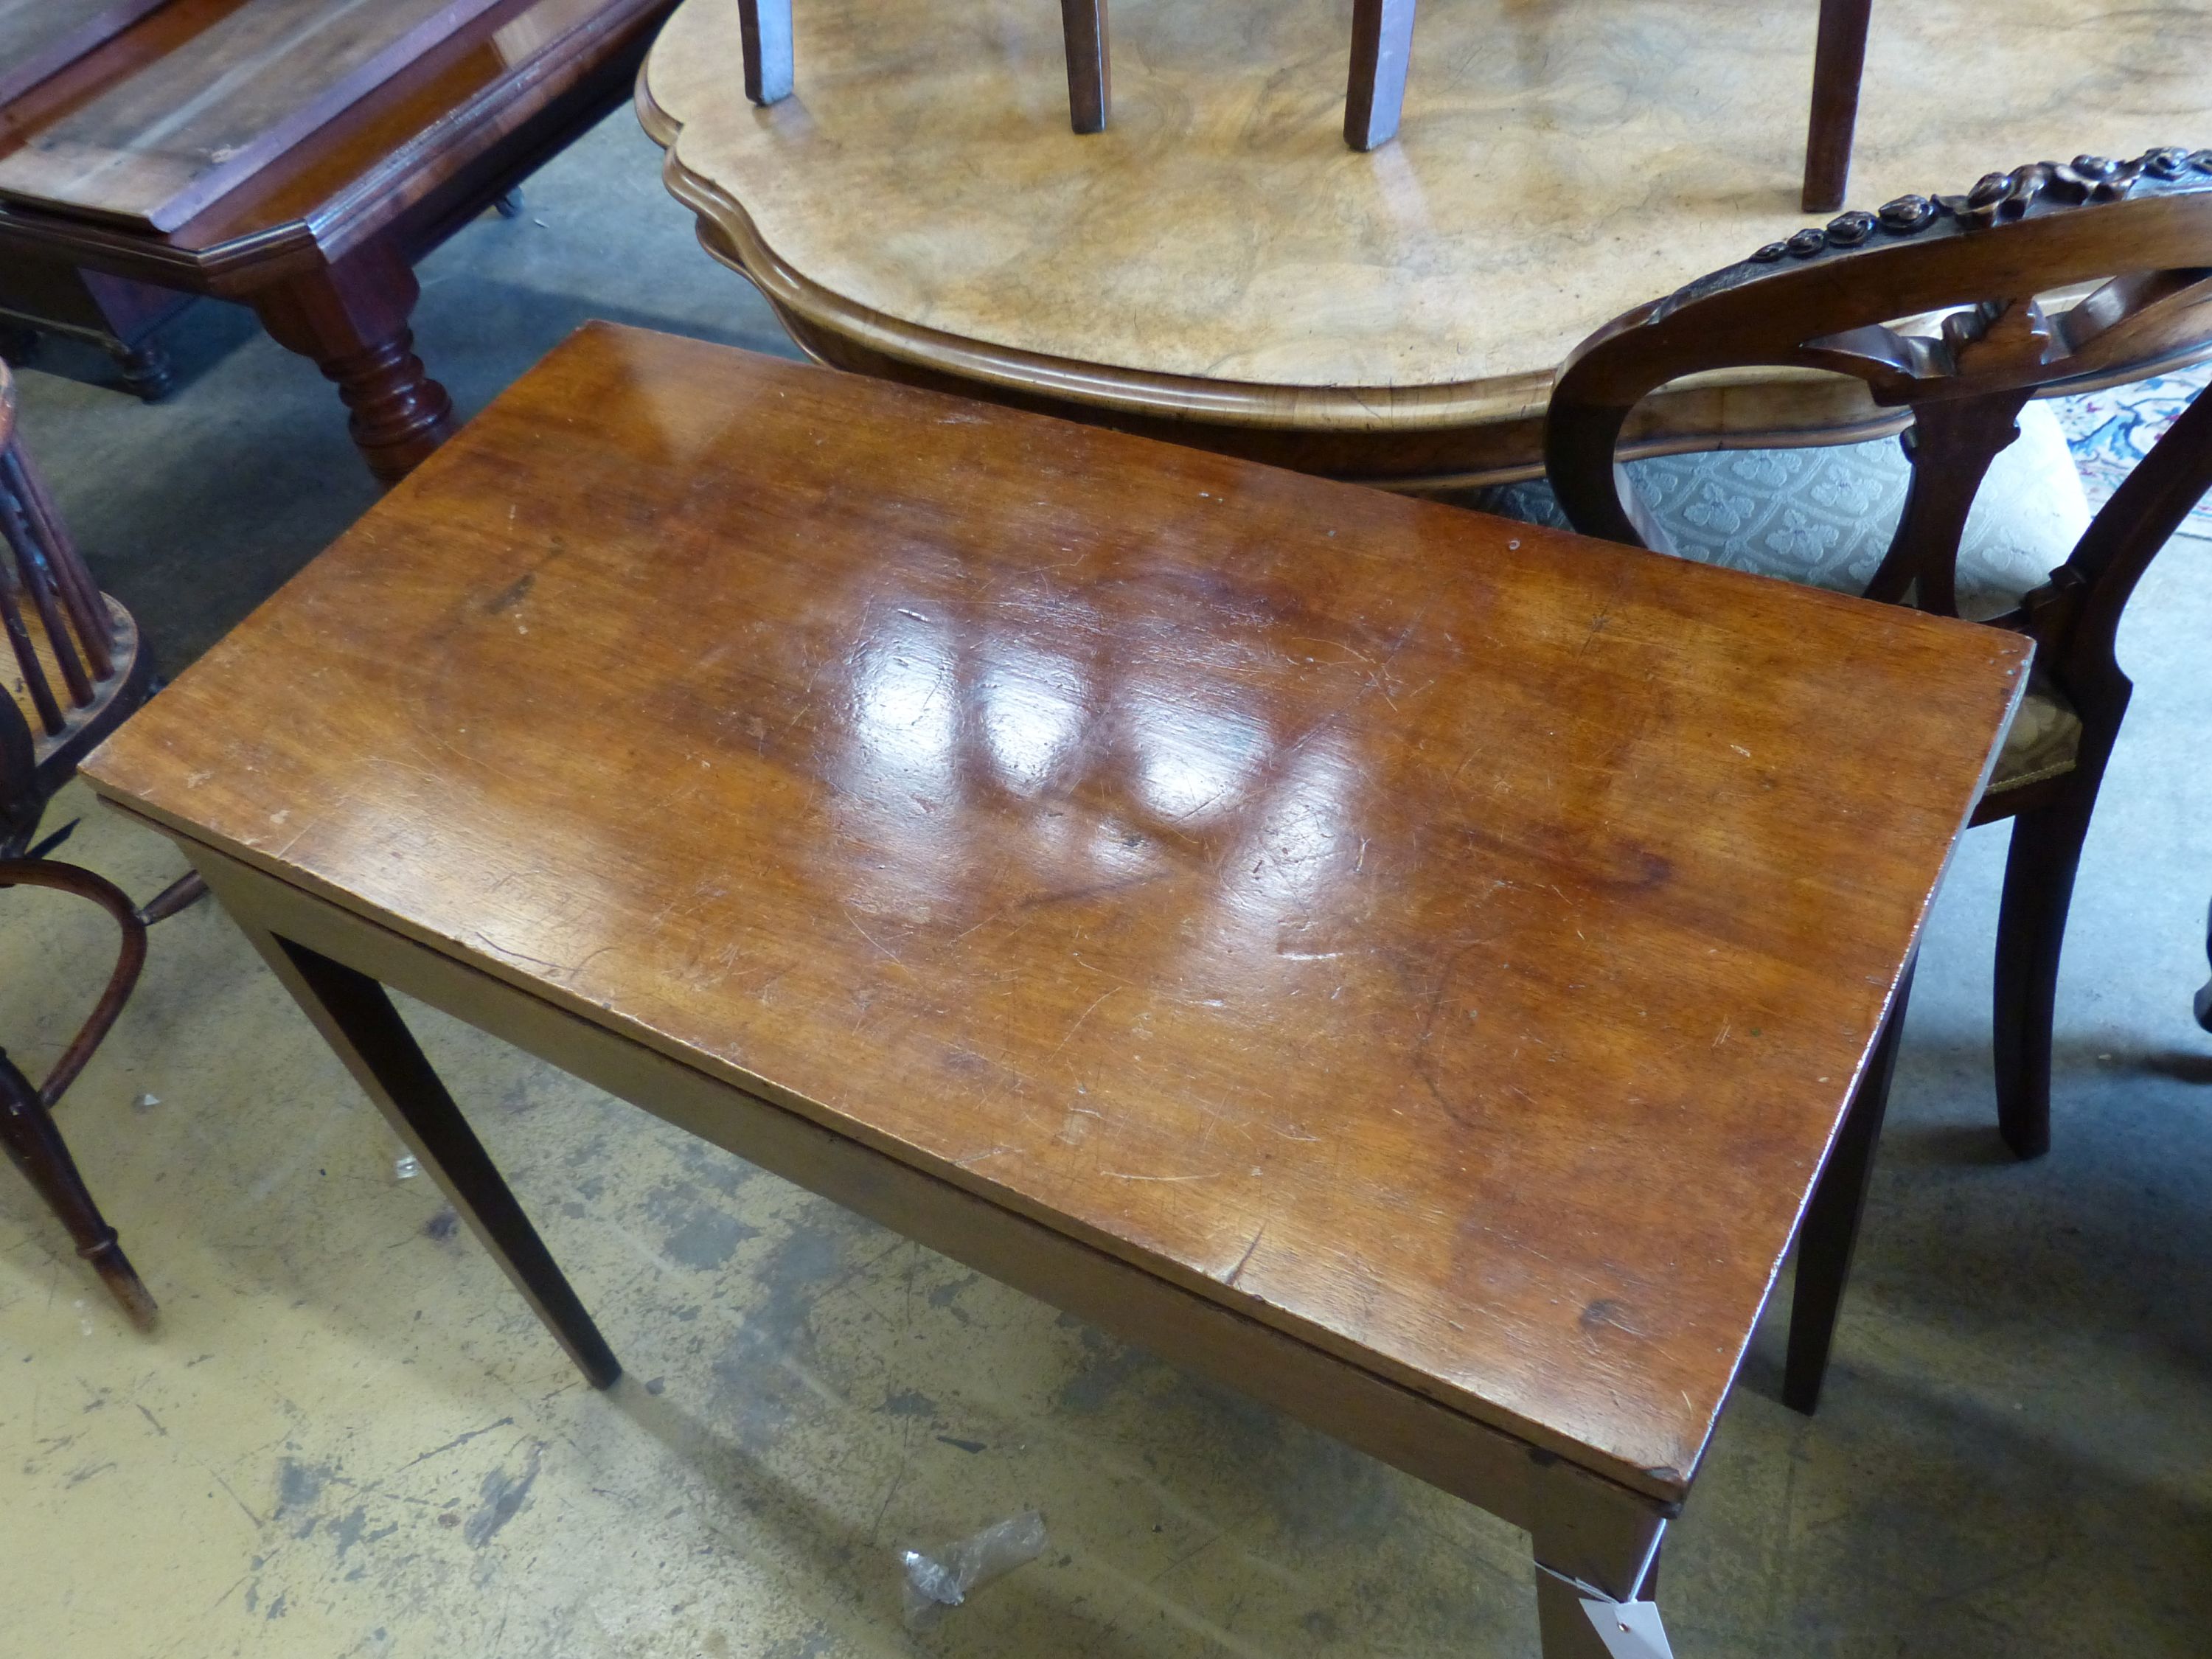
[2051,358,2212,532]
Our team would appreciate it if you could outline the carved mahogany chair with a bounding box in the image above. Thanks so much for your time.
[1524,148,2212,1403]
[1543,148,2212,1155]
[0,360,199,1328]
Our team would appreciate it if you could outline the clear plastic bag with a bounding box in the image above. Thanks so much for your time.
[898,1511,1046,1629]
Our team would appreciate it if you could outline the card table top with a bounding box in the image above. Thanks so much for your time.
[83,321,2027,1498]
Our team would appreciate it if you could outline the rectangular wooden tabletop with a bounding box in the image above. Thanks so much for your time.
[82,323,2028,1503]
[0,0,510,232]
[0,0,171,108]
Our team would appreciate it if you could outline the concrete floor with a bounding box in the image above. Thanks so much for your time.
[4,108,2212,1659]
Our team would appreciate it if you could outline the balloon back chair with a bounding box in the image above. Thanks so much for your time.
[1526,149,2212,1408]
[1544,147,2212,1161]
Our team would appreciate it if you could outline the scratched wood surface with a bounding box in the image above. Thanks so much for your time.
[0,0,509,231]
[0,0,173,106]
[82,323,2028,1498]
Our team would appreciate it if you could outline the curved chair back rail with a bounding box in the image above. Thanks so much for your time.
[1545,145,2212,1175]
[1548,149,2212,656]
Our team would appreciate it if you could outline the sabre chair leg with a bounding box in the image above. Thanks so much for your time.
[1801,0,1871,212]
[234,924,620,1387]
[1992,786,2097,1161]
[1784,954,1914,1413]
[0,1048,157,1329]
[1345,0,1418,151]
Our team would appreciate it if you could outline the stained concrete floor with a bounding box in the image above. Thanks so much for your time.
[4,106,2212,1659]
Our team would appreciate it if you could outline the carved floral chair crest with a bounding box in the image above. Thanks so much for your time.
[1531,145,2212,1162]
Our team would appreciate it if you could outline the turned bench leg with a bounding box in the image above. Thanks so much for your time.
[1345,0,1419,151]
[252,239,456,487]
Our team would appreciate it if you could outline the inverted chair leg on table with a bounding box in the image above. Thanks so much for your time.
[1345,0,1419,151]
[225,913,621,1388]
[1059,0,1110,133]
[1784,953,1914,1414]
[1801,0,1871,212]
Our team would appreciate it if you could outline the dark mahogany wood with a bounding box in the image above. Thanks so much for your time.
[1548,150,2212,1193]
[251,237,456,484]
[1802,0,1872,211]
[81,323,2022,1655]
[0,0,675,481]
[0,0,511,233]
[0,265,189,400]
[0,0,171,108]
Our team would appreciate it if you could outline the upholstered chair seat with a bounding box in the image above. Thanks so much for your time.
[1481,397,2090,798]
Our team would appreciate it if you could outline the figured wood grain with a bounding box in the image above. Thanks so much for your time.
[82,322,2027,1496]
[0,0,509,231]
[640,0,2212,481]
[0,0,174,108]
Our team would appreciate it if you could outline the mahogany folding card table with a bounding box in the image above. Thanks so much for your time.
[82,322,2027,1655]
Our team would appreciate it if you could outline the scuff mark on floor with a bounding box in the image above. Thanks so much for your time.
[464,1441,546,1548]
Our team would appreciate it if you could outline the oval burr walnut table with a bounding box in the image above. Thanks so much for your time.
[641,0,2212,490]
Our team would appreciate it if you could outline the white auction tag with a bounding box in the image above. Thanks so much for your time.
[1581,1594,1676,1659]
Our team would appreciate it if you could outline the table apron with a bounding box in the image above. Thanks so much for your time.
[168,825,1676,1599]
